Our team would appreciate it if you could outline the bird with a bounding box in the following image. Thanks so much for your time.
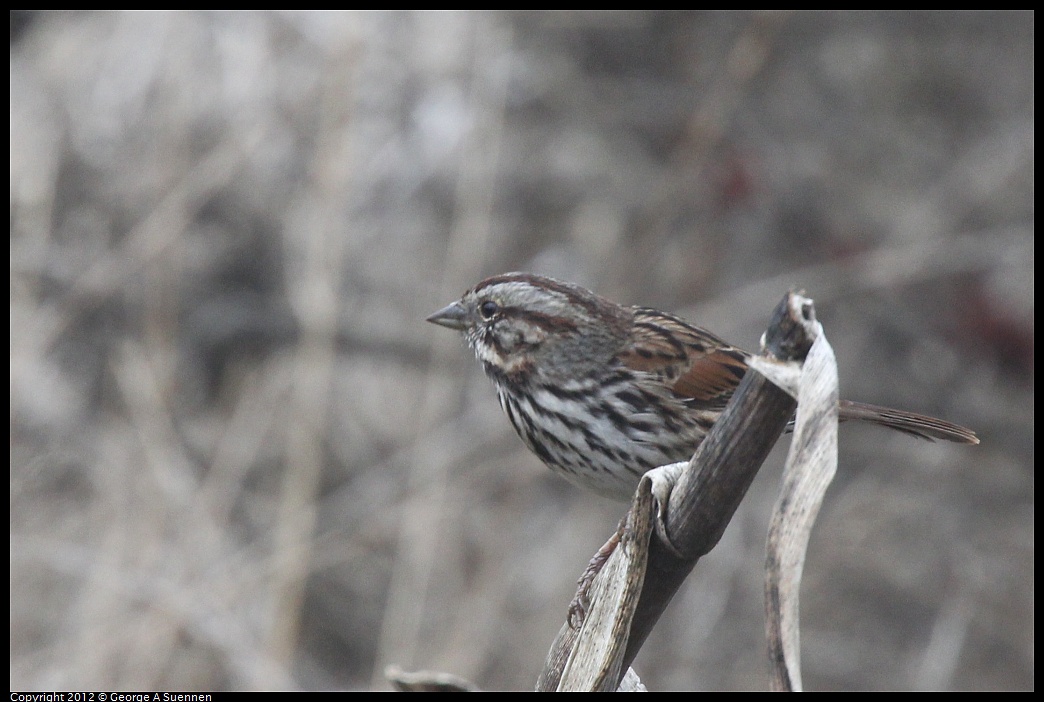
[427,272,979,501]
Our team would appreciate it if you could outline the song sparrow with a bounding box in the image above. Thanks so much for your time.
[427,272,979,501]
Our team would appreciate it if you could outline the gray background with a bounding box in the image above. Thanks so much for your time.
[10,10,1033,691]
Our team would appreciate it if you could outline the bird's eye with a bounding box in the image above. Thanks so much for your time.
[479,300,499,319]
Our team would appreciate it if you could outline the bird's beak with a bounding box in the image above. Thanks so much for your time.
[426,301,468,330]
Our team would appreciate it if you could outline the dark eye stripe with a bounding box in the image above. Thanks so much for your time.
[471,273,609,322]
[499,307,578,333]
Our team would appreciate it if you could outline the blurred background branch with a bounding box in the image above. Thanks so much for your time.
[10,10,1032,691]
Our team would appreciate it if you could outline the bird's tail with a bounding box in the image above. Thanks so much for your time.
[837,399,979,444]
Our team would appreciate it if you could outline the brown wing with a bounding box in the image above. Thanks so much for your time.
[619,309,979,444]
[620,308,751,411]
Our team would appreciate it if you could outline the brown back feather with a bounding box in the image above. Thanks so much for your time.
[620,308,751,411]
